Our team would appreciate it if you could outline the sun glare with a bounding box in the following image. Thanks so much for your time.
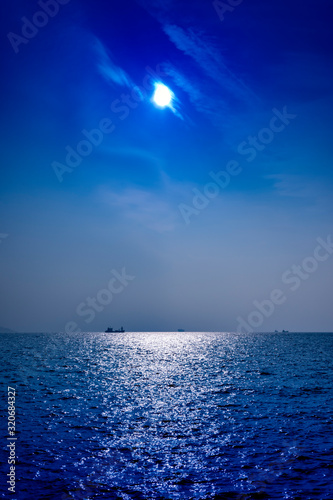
[152,83,173,108]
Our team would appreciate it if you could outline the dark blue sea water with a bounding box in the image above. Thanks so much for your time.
[1,332,333,499]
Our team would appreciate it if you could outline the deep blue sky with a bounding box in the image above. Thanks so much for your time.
[0,0,332,332]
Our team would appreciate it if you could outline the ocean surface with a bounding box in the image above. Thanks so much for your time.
[0,332,333,500]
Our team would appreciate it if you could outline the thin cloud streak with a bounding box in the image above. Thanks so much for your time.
[136,0,260,128]
[163,24,258,104]
[94,38,135,89]
[99,187,179,233]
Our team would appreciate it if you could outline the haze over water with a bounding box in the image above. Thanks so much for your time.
[1,331,332,499]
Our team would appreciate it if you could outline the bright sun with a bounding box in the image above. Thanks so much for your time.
[152,83,173,108]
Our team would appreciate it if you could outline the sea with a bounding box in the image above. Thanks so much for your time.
[0,332,332,500]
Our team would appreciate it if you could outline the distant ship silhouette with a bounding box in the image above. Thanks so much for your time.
[275,329,289,333]
[105,327,125,333]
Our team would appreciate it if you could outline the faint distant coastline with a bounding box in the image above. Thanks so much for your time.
[0,326,17,333]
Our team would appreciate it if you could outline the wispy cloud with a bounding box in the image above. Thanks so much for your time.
[163,24,257,104]
[135,0,174,20]
[266,174,313,198]
[266,174,333,212]
[100,187,179,232]
[160,25,260,131]
[94,38,135,89]
[162,62,226,126]
[96,146,194,233]
[0,233,9,244]
[135,0,260,129]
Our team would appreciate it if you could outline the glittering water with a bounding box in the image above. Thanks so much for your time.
[0,332,333,499]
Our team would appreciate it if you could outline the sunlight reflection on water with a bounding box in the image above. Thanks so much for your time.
[0,332,332,499]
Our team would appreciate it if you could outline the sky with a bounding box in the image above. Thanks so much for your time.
[0,0,332,333]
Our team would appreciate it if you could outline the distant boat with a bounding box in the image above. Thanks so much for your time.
[105,327,125,333]
[275,329,289,333]
[178,329,185,332]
